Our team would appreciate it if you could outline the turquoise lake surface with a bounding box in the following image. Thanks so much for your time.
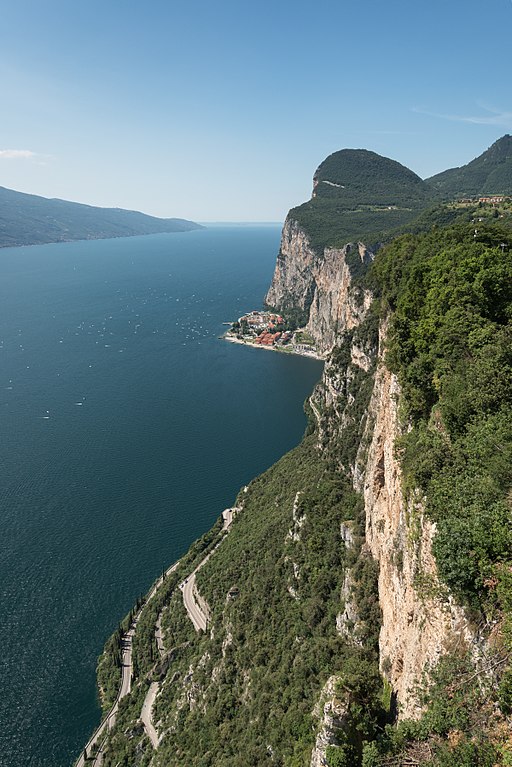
[0,226,323,766]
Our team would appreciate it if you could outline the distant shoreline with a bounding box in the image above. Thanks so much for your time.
[0,228,203,251]
[223,333,324,361]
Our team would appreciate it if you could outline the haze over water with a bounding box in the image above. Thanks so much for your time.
[0,226,323,767]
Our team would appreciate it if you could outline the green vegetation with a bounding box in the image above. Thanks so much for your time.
[96,518,226,707]
[266,303,311,331]
[290,199,422,256]
[325,654,387,767]
[97,606,139,713]
[294,330,315,345]
[362,650,507,766]
[131,518,224,674]
[0,185,201,248]
[427,134,512,200]
[313,150,431,208]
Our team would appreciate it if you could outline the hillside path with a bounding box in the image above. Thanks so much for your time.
[140,682,160,749]
[180,507,238,631]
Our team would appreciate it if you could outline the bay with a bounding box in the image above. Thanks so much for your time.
[0,226,323,766]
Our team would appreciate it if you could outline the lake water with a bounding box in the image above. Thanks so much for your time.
[0,226,323,767]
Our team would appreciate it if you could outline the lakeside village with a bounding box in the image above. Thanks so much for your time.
[223,310,322,359]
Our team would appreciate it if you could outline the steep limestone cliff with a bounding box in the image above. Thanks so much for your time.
[265,217,373,355]
[268,251,482,767]
[269,220,464,737]
[356,323,474,719]
[310,304,482,727]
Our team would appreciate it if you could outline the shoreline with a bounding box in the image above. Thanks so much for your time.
[222,334,325,361]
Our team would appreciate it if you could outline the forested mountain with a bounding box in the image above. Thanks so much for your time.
[289,148,434,252]
[80,139,512,767]
[0,185,202,248]
[313,149,431,206]
[426,134,512,199]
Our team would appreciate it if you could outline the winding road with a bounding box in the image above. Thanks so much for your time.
[76,561,180,765]
[76,619,137,766]
[180,557,213,632]
[77,506,240,763]
[180,506,239,632]
[140,682,160,749]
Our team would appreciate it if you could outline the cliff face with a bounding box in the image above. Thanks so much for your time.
[280,231,474,722]
[357,324,473,719]
[265,217,373,355]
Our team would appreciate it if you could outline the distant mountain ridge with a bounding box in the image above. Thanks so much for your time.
[0,186,202,248]
[426,134,512,199]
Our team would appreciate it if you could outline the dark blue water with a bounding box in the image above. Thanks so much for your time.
[0,226,322,767]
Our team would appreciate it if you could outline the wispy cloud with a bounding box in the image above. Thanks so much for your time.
[0,149,53,166]
[412,104,512,129]
[0,149,38,160]
[362,129,420,136]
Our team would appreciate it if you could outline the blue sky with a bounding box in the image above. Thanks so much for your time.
[0,0,511,221]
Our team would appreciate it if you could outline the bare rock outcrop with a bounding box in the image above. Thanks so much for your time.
[271,218,476,724]
[265,218,373,354]
[310,676,349,767]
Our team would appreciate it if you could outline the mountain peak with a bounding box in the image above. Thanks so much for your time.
[288,148,432,252]
[312,148,427,202]
[483,133,512,162]
[427,134,512,198]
